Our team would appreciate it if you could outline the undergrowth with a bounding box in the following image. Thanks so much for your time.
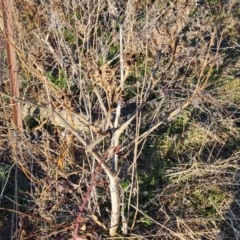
[0,0,240,239]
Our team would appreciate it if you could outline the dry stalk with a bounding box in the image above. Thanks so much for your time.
[1,0,22,130]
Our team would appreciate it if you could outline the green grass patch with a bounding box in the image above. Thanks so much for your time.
[188,187,227,217]
[47,69,67,89]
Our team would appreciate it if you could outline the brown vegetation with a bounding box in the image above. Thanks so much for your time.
[0,0,240,239]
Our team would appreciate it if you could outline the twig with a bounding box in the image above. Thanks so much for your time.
[152,50,162,77]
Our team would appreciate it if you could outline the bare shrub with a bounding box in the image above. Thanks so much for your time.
[0,0,240,239]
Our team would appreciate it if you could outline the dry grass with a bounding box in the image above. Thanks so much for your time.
[1,0,240,239]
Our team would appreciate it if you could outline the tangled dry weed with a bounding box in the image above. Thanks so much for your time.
[1,0,240,239]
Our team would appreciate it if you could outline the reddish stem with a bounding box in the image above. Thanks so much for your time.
[73,145,121,239]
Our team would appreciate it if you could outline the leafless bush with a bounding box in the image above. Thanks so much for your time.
[1,0,240,239]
